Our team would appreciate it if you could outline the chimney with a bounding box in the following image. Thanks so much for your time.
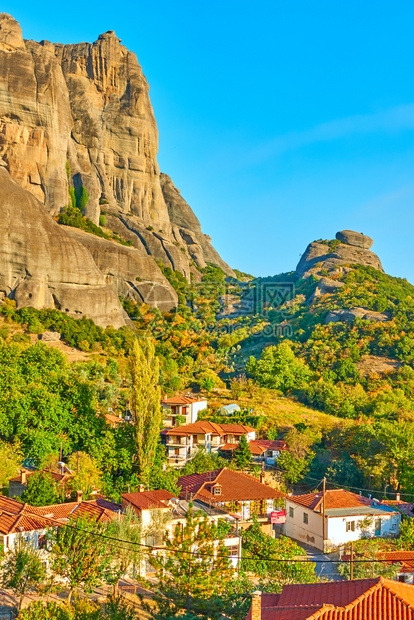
[251,591,261,620]
[76,490,83,502]
[396,493,401,502]
[20,470,27,485]
[138,484,145,493]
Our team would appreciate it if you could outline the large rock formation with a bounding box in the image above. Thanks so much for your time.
[0,167,127,327]
[0,14,233,288]
[296,230,383,278]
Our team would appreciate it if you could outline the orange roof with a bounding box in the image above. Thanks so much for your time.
[178,467,284,503]
[382,499,414,518]
[0,496,121,534]
[104,413,123,424]
[161,394,207,405]
[288,489,374,512]
[9,469,71,486]
[164,420,255,437]
[379,551,414,571]
[122,490,175,511]
[246,577,414,620]
[250,439,288,451]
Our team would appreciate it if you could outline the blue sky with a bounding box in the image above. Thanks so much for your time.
[5,1,414,281]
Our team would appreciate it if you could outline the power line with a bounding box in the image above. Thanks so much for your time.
[50,519,408,565]
[265,463,412,500]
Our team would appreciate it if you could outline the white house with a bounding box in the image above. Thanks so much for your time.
[161,421,256,467]
[284,489,401,552]
[161,394,208,428]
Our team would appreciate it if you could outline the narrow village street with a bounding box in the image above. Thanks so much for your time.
[297,543,343,582]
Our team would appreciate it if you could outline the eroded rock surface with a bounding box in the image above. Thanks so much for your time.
[324,307,390,325]
[336,230,373,249]
[0,14,233,286]
[0,168,127,327]
[296,230,383,278]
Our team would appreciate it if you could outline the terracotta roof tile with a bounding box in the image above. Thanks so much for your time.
[9,469,71,486]
[164,420,255,437]
[288,489,374,513]
[161,394,207,405]
[250,439,288,451]
[178,467,285,503]
[122,490,175,511]
[245,577,414,620]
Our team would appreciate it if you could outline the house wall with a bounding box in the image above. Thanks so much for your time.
[285,499,401,551]
[284,500,324,550]
[190,400,208,423]
[326,513,401,549]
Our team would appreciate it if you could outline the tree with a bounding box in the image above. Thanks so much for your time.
[1,536,46,610]
[67,452,102,499]
[148,504,235,618]
[48,514,116,603]
[0,439,23,492]
[22,471,60,506]
[18,596,140,619]
[241,519,316,587]
[397,519,414,550]
[246,342,310,393]
[234,435,251,469]
[106,506,144,592]
[277,450,313,484]
[129,338,162,484]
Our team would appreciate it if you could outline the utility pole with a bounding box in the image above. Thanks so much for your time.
[350,541,354,580]
[322,477,326,552]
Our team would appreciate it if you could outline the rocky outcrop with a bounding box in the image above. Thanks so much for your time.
[65,228,178,311]
[0,168,127,327]
[308,277,345,303]
[296,230,383,278]
[336,230,373,249]
[0,14,233,286]
[324,307,390,325]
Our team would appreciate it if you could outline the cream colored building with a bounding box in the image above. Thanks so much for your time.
[284,489,401,552]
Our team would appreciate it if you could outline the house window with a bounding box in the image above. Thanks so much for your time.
[346,521,355,532]
[38,534,47,550]
[213,485,222,496]
[303,512,308,524]
[174,448,179,455]
[289,507,294,518]
[226,545,239,557]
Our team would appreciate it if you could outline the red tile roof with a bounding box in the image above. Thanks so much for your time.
[9,469,71,486]
[161,394,207,405]
[178,467,285,503]
[379,551,414,571]
[163,420,255,437]
[288,489,373,512]
[382,499,414,517]
[122,490,175,511]
[0,496,121,534]
[246,577,414,620]
[250,439,288,451]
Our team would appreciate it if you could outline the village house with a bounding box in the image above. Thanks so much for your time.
[121,486,242,576]
[219,439,288,465]
[0,495,120,557]
[284,489,401,552]
[161,420,256,467]
[245,577,414,620]
[177,467,285,533]
[161,393,207,428]
[8,467,73,498]
[377,551,414,584]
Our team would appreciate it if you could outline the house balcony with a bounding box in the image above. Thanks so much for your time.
[167,438,190,446]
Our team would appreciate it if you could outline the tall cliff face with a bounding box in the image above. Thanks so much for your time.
[0,14,234,286]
